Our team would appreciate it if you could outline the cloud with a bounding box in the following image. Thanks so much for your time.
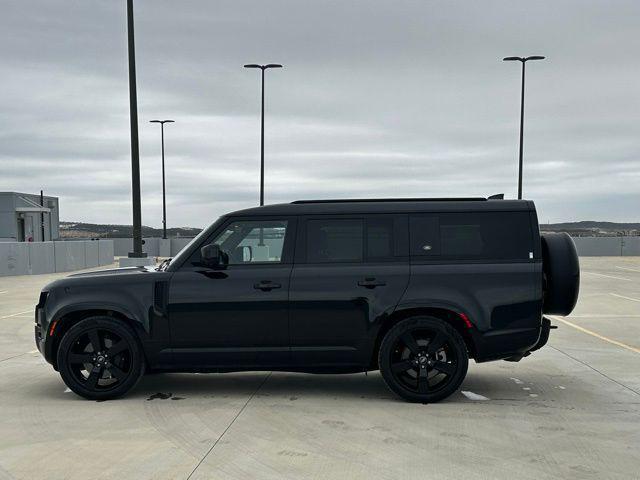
[0,0,638,228]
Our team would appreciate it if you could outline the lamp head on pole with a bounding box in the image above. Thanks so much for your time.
[244,63,284,70]
[503,56,546,63]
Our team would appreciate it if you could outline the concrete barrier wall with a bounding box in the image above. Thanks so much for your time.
[55,241,86,272]
[28,242,55,274]
[112,237,170,257]
[112,237,195,257]
[0,240,114,276]
[113,238,133,257]
[98,241,114,266]
[84,241,99,268]
[0,243,29,276]
[170,238,194,256]
[572,236,640,256]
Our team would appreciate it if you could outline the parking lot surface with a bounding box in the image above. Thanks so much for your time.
[1,257,639,480]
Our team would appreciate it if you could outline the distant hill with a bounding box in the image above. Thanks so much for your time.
[60,220,639,239]
[540,221,640,237]
[60,222,201,239]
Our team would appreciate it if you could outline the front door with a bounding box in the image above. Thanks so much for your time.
[168,217,295,368]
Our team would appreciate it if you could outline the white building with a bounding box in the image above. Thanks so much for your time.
[0,192,60,242]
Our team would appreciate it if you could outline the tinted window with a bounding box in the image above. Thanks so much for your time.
[211,220,288,264]
[366,217,395,260]
[411,212,532,261]
[410,215,440,256]
[306,219,363,263]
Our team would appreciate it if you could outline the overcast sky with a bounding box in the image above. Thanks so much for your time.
[1,0,638,228]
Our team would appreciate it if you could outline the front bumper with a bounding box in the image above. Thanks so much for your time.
[34,306,47,355]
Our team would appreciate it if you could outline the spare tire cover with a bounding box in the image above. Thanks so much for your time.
[541,232,580,315]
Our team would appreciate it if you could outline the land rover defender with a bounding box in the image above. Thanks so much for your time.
[35,198,580,402]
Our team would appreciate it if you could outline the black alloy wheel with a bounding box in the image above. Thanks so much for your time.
[57,317,145,400]
[379,316,468,403]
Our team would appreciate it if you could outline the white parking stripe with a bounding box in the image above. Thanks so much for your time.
[0,310,32,320]
[583,271,631,281]
[548,315,640,354]
[610,293,640,303]
[0,291,8,295]
[616,266,640,273]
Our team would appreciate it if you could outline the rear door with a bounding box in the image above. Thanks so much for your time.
[289,214,410,367]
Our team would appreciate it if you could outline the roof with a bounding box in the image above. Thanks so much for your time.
[0,191,58,199]
[227,198,534,216]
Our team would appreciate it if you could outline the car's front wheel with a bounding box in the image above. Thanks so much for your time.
[379,316,468,403]
[57,316,145,400]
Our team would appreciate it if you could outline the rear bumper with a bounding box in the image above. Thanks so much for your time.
[471,318,552,363]
[527,317,554,353]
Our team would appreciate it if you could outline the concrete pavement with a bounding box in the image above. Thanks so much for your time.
[0,258,638,479]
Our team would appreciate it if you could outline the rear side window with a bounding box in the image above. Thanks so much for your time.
[410,212,533,261]
[366,217,395,260]
[306,219,364,263]
[304,216,403,263]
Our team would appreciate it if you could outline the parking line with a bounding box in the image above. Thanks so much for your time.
[616,266,640,273]
[610,293,640,303]
[0,310,32,320]
[548,315,640,354]
[0,291,7,295]
[582,271,631,281]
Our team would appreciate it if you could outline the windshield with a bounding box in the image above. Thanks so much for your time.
[164,217,225,270]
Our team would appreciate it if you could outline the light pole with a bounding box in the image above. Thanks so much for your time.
[126,0,145,258]
[243,63,283,206]
[503,55,545,199]
[150,120,174,239]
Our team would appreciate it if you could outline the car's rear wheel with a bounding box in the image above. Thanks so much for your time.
[379,316,468,403]
[57,316,145,400]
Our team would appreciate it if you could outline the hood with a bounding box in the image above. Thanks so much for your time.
[68,266,157,278]
[42,266,160,292]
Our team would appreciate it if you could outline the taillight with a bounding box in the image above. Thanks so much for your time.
[458,312,473,328]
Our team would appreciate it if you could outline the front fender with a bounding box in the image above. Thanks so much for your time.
[45,283,152,333]
[51,302,144,331]
[39,281,159,367]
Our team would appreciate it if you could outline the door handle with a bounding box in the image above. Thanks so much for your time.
[253,280,282,291]
[357,277,386,289]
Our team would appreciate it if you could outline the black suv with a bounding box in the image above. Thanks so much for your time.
[35,198,580,402]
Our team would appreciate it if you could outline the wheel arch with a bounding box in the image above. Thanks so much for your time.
[370,306,477,368]
[49,307,146,370]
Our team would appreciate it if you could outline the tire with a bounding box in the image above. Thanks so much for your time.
[378,316,468,403]
[541,232,580,315]
[57,316,145,400]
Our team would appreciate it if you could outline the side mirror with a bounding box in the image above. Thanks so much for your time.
[201,244,226,267]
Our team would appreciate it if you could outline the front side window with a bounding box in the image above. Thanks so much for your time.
[211,220,288,264]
